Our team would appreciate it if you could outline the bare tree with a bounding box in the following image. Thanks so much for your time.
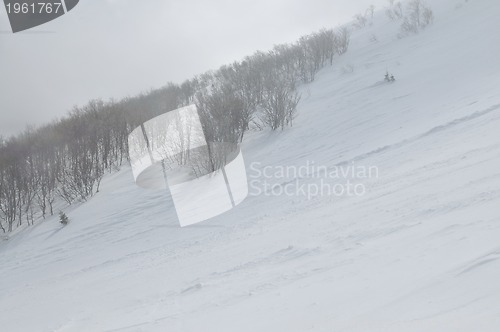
[261,72,301,131]
[367,5,375,19]
[353,13,368,28]
[334,27,351,55]
[400,0,434,35]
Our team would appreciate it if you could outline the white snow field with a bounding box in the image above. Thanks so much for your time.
[1,0,500,331]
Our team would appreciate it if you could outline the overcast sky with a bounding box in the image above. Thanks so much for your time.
[0,0,386,138]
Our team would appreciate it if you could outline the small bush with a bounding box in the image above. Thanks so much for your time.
[59,211,70,225]
[385,72,396,82]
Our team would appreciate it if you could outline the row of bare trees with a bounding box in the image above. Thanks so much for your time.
[0,26,351,232]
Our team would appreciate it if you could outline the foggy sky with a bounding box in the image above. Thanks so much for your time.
[0,0,386,138]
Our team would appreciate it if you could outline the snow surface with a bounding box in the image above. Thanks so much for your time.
[1,0,500,331]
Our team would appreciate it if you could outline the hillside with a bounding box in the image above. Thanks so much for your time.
[1,0,500,331]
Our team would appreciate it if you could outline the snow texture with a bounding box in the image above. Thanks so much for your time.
[1,0,500,330]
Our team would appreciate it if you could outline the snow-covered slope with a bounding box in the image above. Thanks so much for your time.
[1,0,500,331]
